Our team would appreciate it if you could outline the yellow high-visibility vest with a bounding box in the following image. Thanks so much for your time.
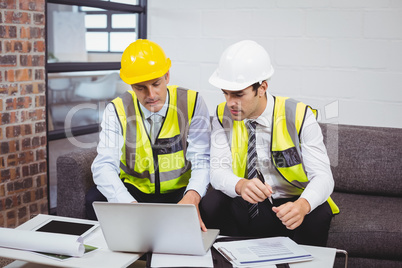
[217,96,339,214]
[112,85,198,194]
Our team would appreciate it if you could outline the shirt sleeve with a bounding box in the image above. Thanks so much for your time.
[185,95,211,198]
[91,103,136,203]
[210,115,242,198]
[299,109,335,212]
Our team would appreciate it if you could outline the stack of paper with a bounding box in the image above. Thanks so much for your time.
[213,236,313,267]
[151,250,214,267]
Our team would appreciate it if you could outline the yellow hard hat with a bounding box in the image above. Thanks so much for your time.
[120,39,171,85]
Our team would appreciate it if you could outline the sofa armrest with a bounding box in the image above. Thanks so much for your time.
[56,147,97,219]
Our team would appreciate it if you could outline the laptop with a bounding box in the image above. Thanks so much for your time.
[93,202,220,255]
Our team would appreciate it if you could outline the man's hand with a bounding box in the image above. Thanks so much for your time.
[235,178,273,204]
[272,198,311,230]
[178,190,207,232]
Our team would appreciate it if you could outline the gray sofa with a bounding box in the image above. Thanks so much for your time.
[57,123,402,267]
[320,124,402,267]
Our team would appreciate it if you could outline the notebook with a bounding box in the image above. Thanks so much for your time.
[92,202,219,255]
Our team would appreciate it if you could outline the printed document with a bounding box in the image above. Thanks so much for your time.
[213,236,313,267]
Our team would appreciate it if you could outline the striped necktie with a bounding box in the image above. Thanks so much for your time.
[246,120,259,219]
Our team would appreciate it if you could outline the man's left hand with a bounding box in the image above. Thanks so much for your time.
[272,198,311,230]
[178,190,207,232]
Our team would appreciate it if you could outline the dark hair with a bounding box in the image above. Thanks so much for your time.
[251,82,261,96]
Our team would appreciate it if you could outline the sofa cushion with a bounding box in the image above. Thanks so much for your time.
[334,257,402,268]
[56,148,97,219]
[327,192,402,260]
[320,124,402,196]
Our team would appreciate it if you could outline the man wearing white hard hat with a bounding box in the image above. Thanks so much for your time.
[200,40,339,246]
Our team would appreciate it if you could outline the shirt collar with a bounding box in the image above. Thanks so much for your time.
[245,92,274,128]
[139,90,169,120]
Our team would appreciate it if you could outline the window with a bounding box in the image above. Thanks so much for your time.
[82,7,137,53]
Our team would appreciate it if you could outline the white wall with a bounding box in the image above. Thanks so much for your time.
[148,0,402,128]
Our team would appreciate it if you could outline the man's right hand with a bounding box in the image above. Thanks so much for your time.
[235,178,273,203]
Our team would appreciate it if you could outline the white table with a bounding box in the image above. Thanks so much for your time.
[0,214,338,268]
[290,245,336,268]
[0,214,142,268]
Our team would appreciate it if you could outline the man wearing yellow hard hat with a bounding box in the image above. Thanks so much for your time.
[200,40,338,246]
[87,39,210,231]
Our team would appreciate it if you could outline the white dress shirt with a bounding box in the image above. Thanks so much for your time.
[91,90,211,203]
[210,93,334,212]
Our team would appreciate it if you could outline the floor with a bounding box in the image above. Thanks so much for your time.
[48,132,99,212]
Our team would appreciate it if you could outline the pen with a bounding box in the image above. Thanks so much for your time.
[256,170,273,204]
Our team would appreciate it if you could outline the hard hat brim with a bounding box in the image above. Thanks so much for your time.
[120,59,172,85]
[209,68,274,91]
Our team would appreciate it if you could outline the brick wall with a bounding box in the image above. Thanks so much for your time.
[0,0,47,228]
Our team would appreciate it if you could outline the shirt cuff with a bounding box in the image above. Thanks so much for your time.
[186,180,209,199]
[300,189,323,213]
[107,190,136,203]
[221,175,242,198]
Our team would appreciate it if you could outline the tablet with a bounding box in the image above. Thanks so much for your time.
[33,219,99,237]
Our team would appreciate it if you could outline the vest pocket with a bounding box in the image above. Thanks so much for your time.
[272,147,301,168]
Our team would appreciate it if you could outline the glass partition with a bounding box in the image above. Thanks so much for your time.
[47,70,131,132]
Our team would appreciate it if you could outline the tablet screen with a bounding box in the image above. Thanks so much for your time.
[34,220,97,237]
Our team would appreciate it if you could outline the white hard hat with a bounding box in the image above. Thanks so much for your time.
[209,40,274,91]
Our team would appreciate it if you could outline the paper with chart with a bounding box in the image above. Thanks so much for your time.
[213,236,313,267]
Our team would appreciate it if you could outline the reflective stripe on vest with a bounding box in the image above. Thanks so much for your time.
[112,85,197,194]
[217,96,339,215]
